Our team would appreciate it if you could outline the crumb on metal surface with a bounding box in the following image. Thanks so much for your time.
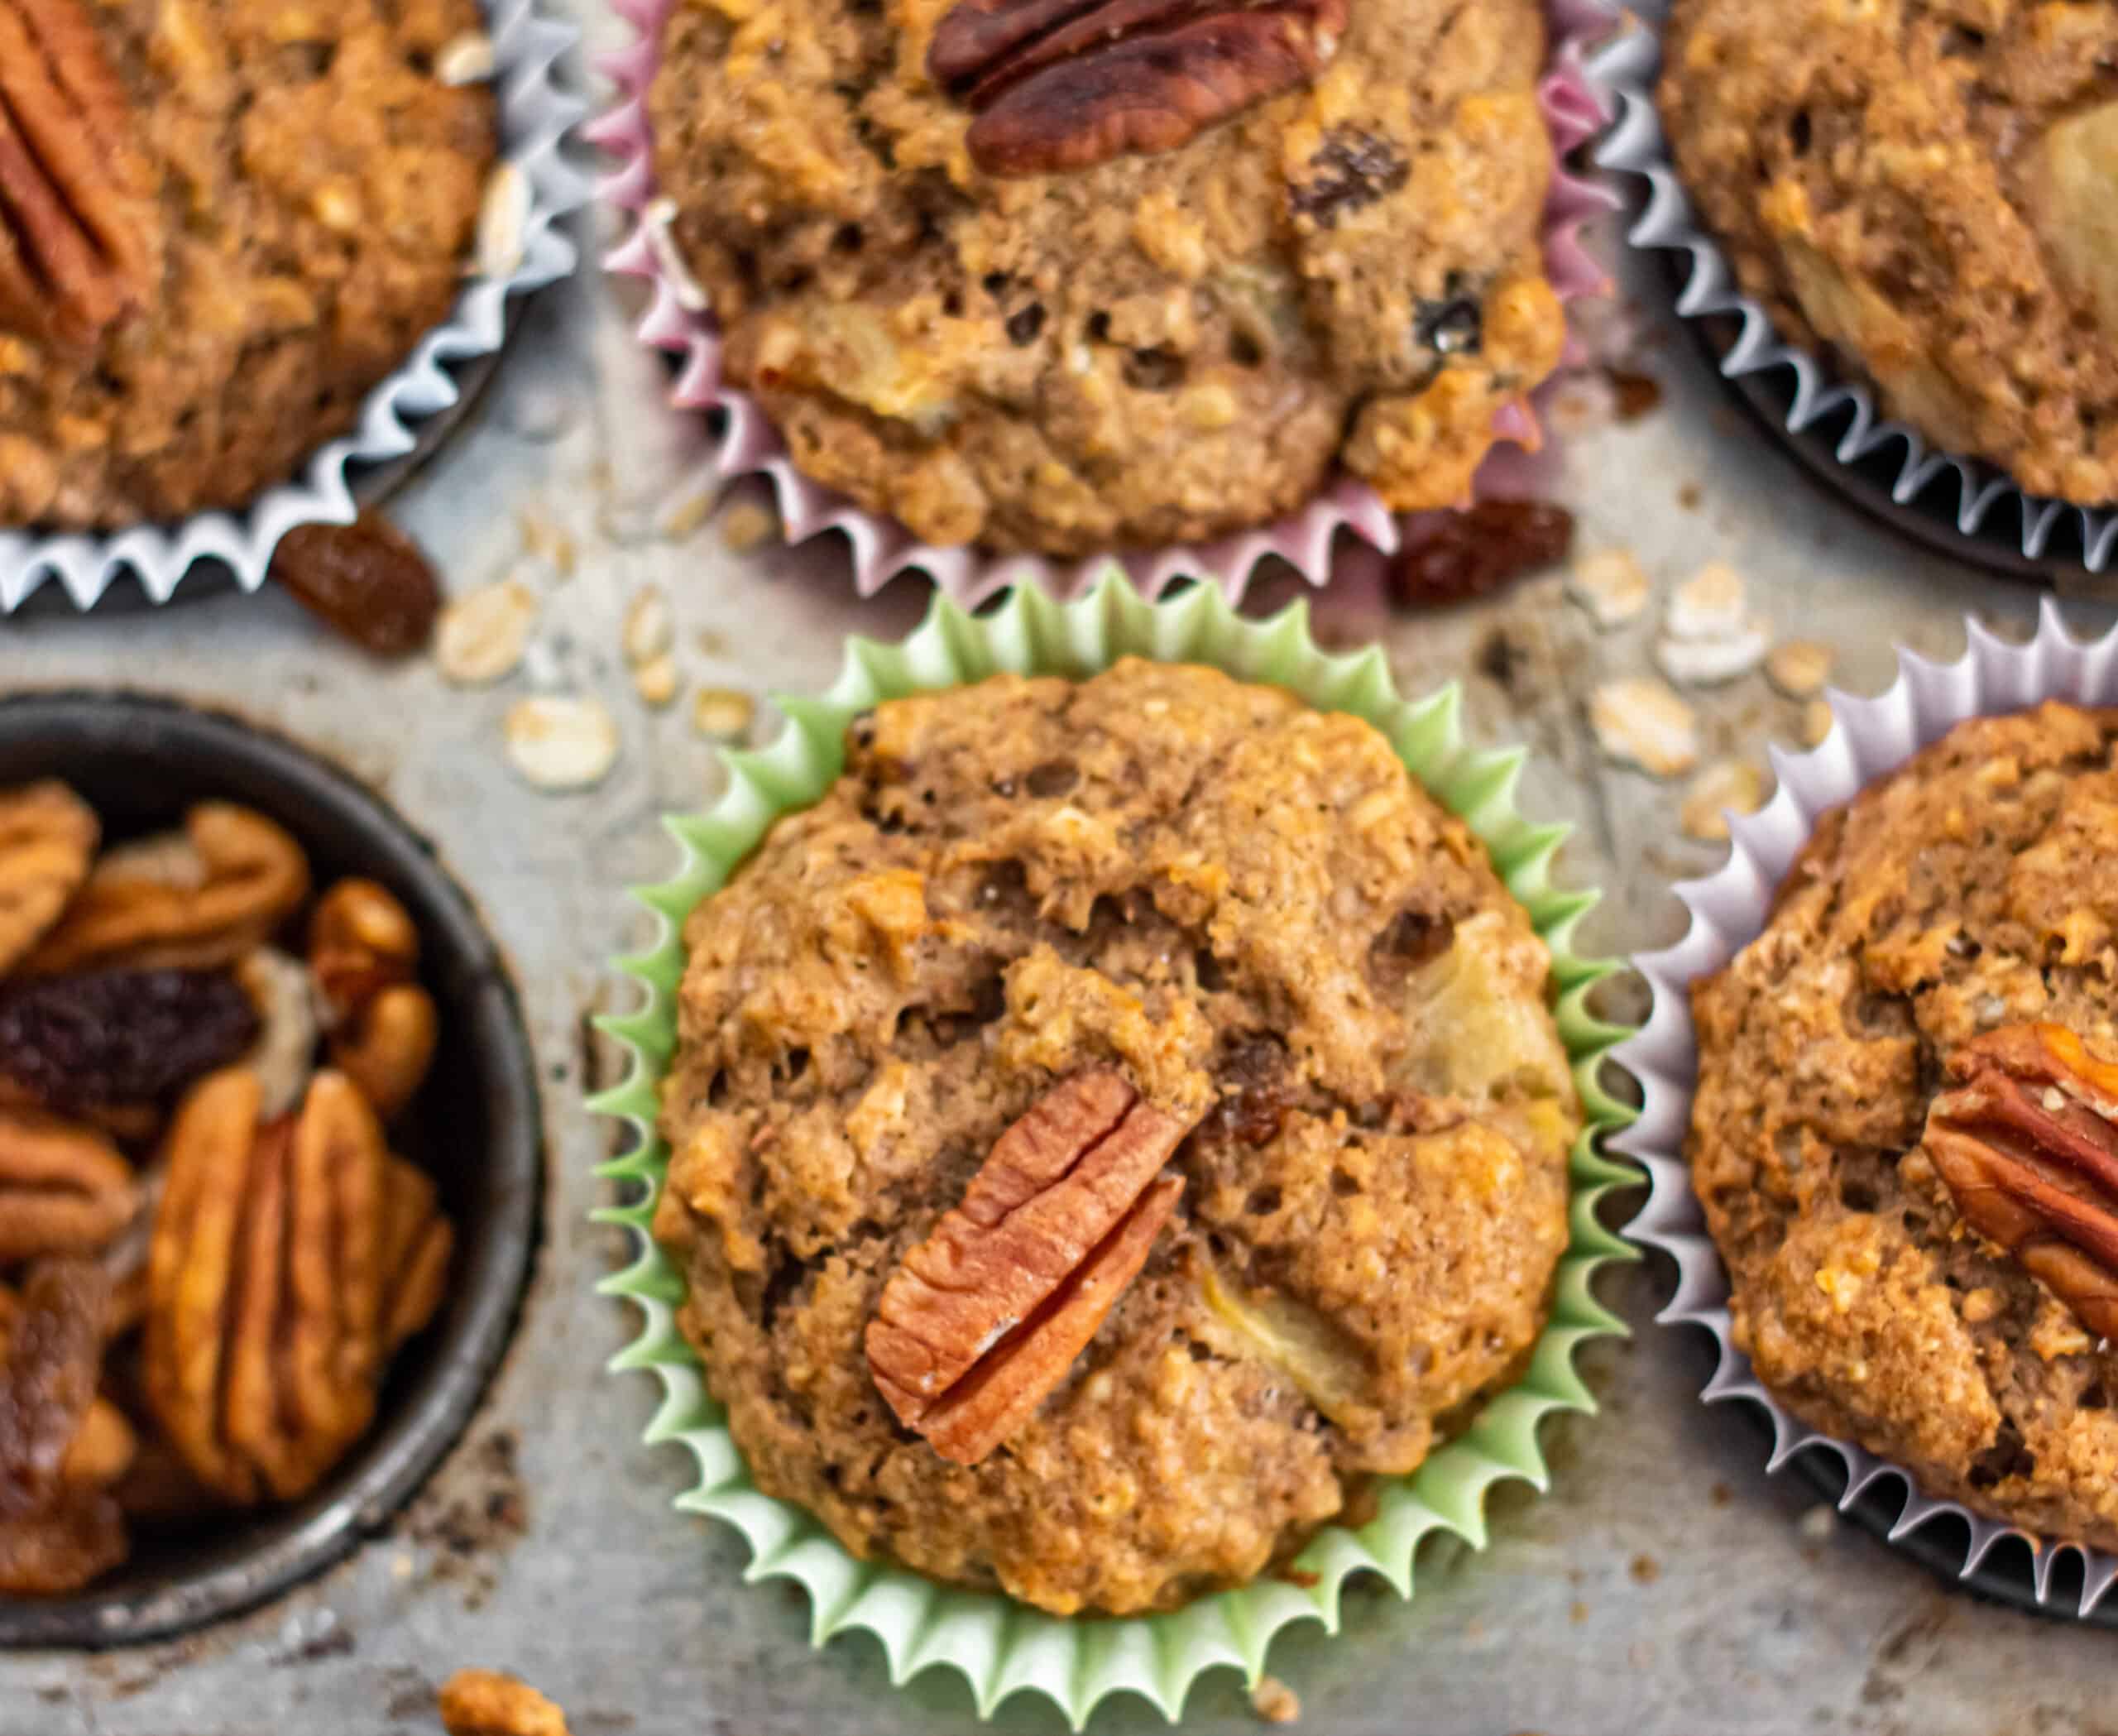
[1251,1675,1301,1724]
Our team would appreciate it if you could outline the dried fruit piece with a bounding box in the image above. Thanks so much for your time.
[24,802,309,975]
[271,513,442,658]
[1289,127,1408,225]
[145,1069,451,1504]
[0,0,163,348]
[0,1106,135,1263]
[379,1154,453,1353]
[2028,102,2118,342]
[1389,500,1574,608]
[310,878,436,1120]
[1195,1254,1368,1426]
[0,966,260,1109]
[439,1669,572,1736]
[1921,1024,2118,1340]
[0,781,97,975]
[933,0,1348,177]
[867,1069,1192,1464]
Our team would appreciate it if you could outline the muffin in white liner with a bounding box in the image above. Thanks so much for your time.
[1588,12,2118,584]
[0,0,590,614]
[1617,601,2118,1620]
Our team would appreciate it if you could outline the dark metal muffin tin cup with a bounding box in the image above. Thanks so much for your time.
[0,693,542,1648]
[1588,8,2118,589]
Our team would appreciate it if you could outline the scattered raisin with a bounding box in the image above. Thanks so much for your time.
[271,511,441,658]
[1290,127,1408,225]
[1388,500,1575,609]
[1608,367,1663,421]
[0,968,261,1110]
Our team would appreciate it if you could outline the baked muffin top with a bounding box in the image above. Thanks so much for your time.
[0,0,497,531]
[1660,0,2118,506]
[648,0,1562,556]
[653,660,1581,1616]
[1691,703,2118,1549]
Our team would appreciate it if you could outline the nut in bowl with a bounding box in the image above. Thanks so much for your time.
[0,693,539,1647]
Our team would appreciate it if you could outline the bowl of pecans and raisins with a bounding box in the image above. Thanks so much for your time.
[0,693,540,1646]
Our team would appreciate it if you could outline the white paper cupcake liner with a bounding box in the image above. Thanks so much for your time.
[589,0,1619,605]
[1588,14,2118,581]
[1616,598,2118,1619]
[0,0,592,614]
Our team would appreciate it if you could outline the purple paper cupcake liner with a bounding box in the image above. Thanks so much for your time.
[1615,600,2118,1621]
[1588,12,2118,582]
[588,0,1619,605]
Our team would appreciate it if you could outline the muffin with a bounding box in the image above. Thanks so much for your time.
[0,0,498,530]
[1689,701,2118,1550]
[1660,0,2118,506]
[652,659,1582,1616]
[646,0,1565,555]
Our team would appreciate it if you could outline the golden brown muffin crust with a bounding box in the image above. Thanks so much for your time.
[1660,0,2118,506]
[654,661,1580,1615]
[649,0,1563,554]
[1691,703,2118,1548]
[0,0,497,530]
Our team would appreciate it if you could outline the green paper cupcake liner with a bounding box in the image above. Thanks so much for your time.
[589,573,1639,1728]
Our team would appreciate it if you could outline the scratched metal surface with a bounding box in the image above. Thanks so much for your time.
[2,7,2116,1729]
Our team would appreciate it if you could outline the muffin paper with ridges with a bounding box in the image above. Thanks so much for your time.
[1588,12,2118,580]
[588,573,1638,1728]
[1615,598,2118,1621]
[587,0,1619,606]
[0,0,592,614]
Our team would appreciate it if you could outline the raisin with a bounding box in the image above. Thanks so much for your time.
[1608,367,1663,421]
[1289,127,1409,226]
[1209,1035,1293,1147]
[1415,290,1483,357]
[1387,500,1575,610]
[1006,303,1047,346]
[1122,348,1185,391]
[0,968,261,1110]
[271,511,441,658]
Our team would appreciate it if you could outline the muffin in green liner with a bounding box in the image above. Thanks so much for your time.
[589,573,1636,1726]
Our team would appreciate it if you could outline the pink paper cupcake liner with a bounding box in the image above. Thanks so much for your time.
[588,0,1619,605]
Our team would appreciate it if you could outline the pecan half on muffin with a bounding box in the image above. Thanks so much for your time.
[1690,703,2118,1549]
[0,0,497,530]
[1660,0,2118,506]
[652,660,1581,1615]
[647,0,1565,554]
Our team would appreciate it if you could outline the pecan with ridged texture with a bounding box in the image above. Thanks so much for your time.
[23,803,310,976]
[0,0,161,348]
[0,1105,136,1264]
[144,1067,452,1504]
[866,1069,1191,1464]
[0,782,97,976]
[309,878,438,1120]
[0,1259,129,1594]
[1922,1023,2118,1340]
[929,0,1346,178]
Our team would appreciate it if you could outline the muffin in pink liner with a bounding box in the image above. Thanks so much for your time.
[589,0,1617,604]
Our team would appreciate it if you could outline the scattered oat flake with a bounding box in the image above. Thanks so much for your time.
[1251,1675,1301,1724]
[475,163,530,280]
[1656,617,1771,688]
[719,501,779,552]
[519,511,575,578]
[1566,549,1650,630]
[435,579,540,688]
[1802,698,1835,748]
[1766,639,1833,699]
[434,30,495,84]
[1543,371,1616,441]
[658,490,716,544]
[632,653,680,710]
[1665,561,1747,641]
[622,586,673,665]
[1589,679,1699,779]
[691,687,755,740]
[504,698,620,792]
[503,381,577,444]
[1798,1503,1837,1543]
[1680,759,1767,842]
[643,197,710,311]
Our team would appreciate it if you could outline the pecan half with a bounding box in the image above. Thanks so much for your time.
[23,803,310,976]
[144,1067,451,1504]
[0,781,97,976]
[1922,1024,2118,1340]
[931,0,1346,178]
[866,1069,1191,1464]
[309,878,438,1120]
[0,1105,136,1264]
[0,0,161,348]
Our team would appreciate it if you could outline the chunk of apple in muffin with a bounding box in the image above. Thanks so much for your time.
[2028,102,2118,340]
